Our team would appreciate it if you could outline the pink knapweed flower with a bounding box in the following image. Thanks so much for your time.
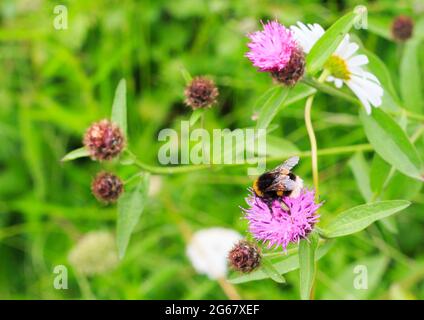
[246,21,298,72]
[243,189,321,251]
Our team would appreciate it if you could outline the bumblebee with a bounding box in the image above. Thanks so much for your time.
[252,156,303,202]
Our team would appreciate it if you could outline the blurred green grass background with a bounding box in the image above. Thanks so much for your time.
[1,0,423,299]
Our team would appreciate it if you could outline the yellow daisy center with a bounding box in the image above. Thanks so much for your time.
[324,55,351,80]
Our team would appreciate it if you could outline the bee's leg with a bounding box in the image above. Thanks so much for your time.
[265,198,274,213]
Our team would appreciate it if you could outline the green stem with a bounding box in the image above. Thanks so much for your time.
[304,70,330,198]
[125,144,372,175]
[304,95,320,195]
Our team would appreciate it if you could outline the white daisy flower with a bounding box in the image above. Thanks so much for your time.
[186,227,242,279]
[290,22,383,114]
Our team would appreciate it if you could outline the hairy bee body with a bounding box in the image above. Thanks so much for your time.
[252,156,303,202]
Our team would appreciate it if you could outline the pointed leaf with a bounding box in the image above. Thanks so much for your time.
[360,108,423,180]
[256,87,290,130]
[111,79,127,137]
[261,256,286,284]
[370,154,391,194]
[299,233,319,300]
[117,174,150,259]
[348,152,372,202]
[61,147,89,162]
[400,39,423,113]
[322,200,410,238]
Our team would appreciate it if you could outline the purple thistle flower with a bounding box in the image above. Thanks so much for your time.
[246,21,298,72]
[243,189,322,251]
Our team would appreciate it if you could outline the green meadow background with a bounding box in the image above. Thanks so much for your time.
[1,0,423,299]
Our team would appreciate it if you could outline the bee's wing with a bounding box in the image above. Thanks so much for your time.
[271,156,300,173]
[281,156,300,170]
[264,175,296,192]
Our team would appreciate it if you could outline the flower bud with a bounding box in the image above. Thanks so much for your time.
[184,76,219,109]
[228,240,261,273]
[83,119,125,161]
[391,15,414,41]
[91,172,123,203]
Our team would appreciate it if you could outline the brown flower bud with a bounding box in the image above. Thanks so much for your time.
[271,46,305,86]
[83,119,125,161]
[228,240,261,273]
[91,172,123,203]
[184,76,219,109]
[391,16,414,41]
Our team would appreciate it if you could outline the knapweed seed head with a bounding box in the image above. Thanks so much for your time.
[228,240,261,273]
[91,171,123,203]
[243,189,321,251]
[391,15,414,41]
[83,119,125,161]
[184,76,219,110]
[68,231,119,276]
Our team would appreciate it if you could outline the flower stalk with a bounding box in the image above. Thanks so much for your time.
[304,69,330,198]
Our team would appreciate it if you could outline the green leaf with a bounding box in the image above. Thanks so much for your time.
[180,66,192,83]
[61,147,90,162]
[261,256,286,283]
[400,39,423,113]
[117,173,150,259]
[299,233,319,300]
[256,87,290,130]
[370,154,391,194]
[360,108,423,180]
[229,241,332,284]
[306,11,358,75]
[348,152,372,202]
[322,200,410,238]
[111,79,127,137]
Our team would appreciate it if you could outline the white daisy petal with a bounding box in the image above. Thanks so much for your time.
[347,54,369,67]
[290,22,324,54]
[335,78,344,88]
[346,81,373,114]
[335,35,350,57]
[346,75,383,114]
[343,42,359,60]
[362,71,381,84]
